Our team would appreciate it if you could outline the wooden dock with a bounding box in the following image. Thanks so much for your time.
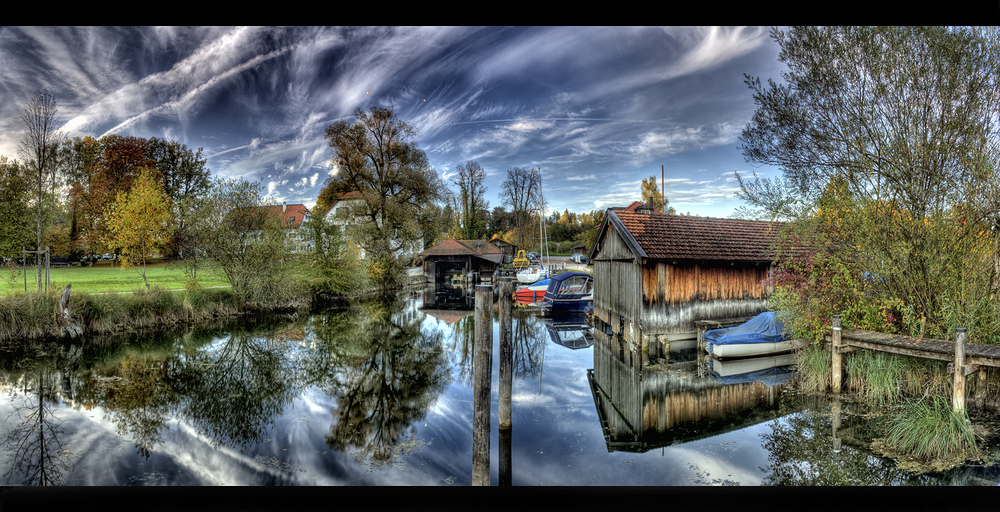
[829,315,1000,413]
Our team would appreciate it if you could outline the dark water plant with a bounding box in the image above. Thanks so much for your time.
[884,395,980,471]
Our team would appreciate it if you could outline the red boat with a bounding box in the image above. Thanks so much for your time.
[514,279,550,305]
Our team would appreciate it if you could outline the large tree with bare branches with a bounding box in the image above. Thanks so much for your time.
[18,90,59,291]
[499,167,544,251]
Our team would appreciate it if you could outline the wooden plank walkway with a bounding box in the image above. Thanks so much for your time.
[829,315,1000,413]
[838,329,1000,368]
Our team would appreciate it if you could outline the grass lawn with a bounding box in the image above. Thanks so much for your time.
[0,260,230,295]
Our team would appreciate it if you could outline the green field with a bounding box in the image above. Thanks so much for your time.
[0,261,230,295]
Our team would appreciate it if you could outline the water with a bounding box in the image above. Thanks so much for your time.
[2,288,1000,487]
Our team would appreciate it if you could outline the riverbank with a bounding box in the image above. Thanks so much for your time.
[0,284,310,346]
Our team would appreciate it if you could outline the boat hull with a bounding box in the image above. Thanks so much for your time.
[707,338,808,358]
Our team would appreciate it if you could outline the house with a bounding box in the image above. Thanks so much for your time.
[418,239,505,285]
[319,190,422,261]
[488,235,518,264]
[588,208,782,360]
[237,202,311,252]
[571,242,588,256]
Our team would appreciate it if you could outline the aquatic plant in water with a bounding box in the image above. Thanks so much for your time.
[882,395,979,472]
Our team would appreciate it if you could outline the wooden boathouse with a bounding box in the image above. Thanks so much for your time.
[418,238,505,284]
[588,208,782,359]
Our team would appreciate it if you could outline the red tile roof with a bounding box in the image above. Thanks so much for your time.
[261,203,310,228]
[609,211,782,262]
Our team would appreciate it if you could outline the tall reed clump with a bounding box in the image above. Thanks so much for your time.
[845,350,906,406]
[0,291,60,342]
[884,395,979,469]
[793,344,831,393]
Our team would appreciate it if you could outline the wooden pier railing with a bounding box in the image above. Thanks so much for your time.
[829,315,1000,413]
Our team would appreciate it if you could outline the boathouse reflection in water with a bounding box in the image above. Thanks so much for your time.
[588,317,801,453]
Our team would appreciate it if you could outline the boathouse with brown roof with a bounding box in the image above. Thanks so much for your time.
[418,239,505,284]
[588,208,782,351]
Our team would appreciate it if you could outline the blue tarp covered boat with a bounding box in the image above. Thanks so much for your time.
[703,311,808,358]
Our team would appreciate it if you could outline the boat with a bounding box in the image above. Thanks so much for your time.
[514,278,550,305]
[516,265,548,284]
[543,313,594,349]
[708,353,796,386]
[703,311,808,358]
[536,271,593,314]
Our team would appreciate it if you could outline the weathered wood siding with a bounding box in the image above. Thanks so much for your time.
[641,263,771,335]
[593,226,643,341]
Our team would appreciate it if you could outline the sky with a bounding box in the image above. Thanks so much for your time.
[0,26,787,219]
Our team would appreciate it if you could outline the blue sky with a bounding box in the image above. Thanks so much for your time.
[0,26,786,218]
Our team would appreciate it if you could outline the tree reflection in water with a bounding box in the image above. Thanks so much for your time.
[2,363,74,485]
[313,294,450,466]
[174,323,297,451]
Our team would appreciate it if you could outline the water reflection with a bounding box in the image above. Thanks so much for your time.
[589,322,801,452]
[2,288,1000,486]
[314,294,449,466]
[2,360,75,485]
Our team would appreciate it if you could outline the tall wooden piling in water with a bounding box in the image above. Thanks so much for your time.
[499,277,513,431]
[472,284,493,486]
[952,328,968,414]
[831,315,843,394]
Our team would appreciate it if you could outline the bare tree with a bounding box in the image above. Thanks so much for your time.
[18,90,59,292]
[499,167,543,251]
[452,160,489,239]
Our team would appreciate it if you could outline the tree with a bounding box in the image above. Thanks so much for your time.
[300,210,364,295]
[322,106,444,288]
[499,167,544,251]
[18,90,59,291]
[738,26,1000,339]
[190,179,303,308]
[640,176,667,211]
[103,168,174,289]
[0,157,34,259]
[69,135,157,257]
[451,160,489,240]
[145,137,212,258]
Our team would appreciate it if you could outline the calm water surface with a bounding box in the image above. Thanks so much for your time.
[3,287,1000,487]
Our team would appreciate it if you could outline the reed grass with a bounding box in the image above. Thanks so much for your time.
[845,350,906,406]
[793,344,831,393]
[0,285,247,344]
[885,395,979,466]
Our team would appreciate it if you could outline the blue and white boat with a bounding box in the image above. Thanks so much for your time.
[536,271,593,314]
[703,311,808,358]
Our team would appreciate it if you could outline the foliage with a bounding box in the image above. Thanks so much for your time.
[742,27,1000,342]
[792,344,830,393]
[0,157,34,258]
[187,179,307,309]
[300,211,365,295]
[322,106,444,283]
[103,168,174,289]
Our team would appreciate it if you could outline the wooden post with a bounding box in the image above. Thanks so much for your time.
[472,284,493,486]
[499,277,513,431]
[831,315,842,394]
[953,328,967,414]
[499,426,512,486]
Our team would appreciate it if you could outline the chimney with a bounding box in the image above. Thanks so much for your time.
[282,201,287,212]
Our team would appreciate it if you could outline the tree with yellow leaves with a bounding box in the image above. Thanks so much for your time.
[104,168,173,289]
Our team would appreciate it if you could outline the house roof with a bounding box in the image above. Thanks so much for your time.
[419,239,505,263]
[319,190,363,218]
[596,210,782,263]
[262,203,310,228]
